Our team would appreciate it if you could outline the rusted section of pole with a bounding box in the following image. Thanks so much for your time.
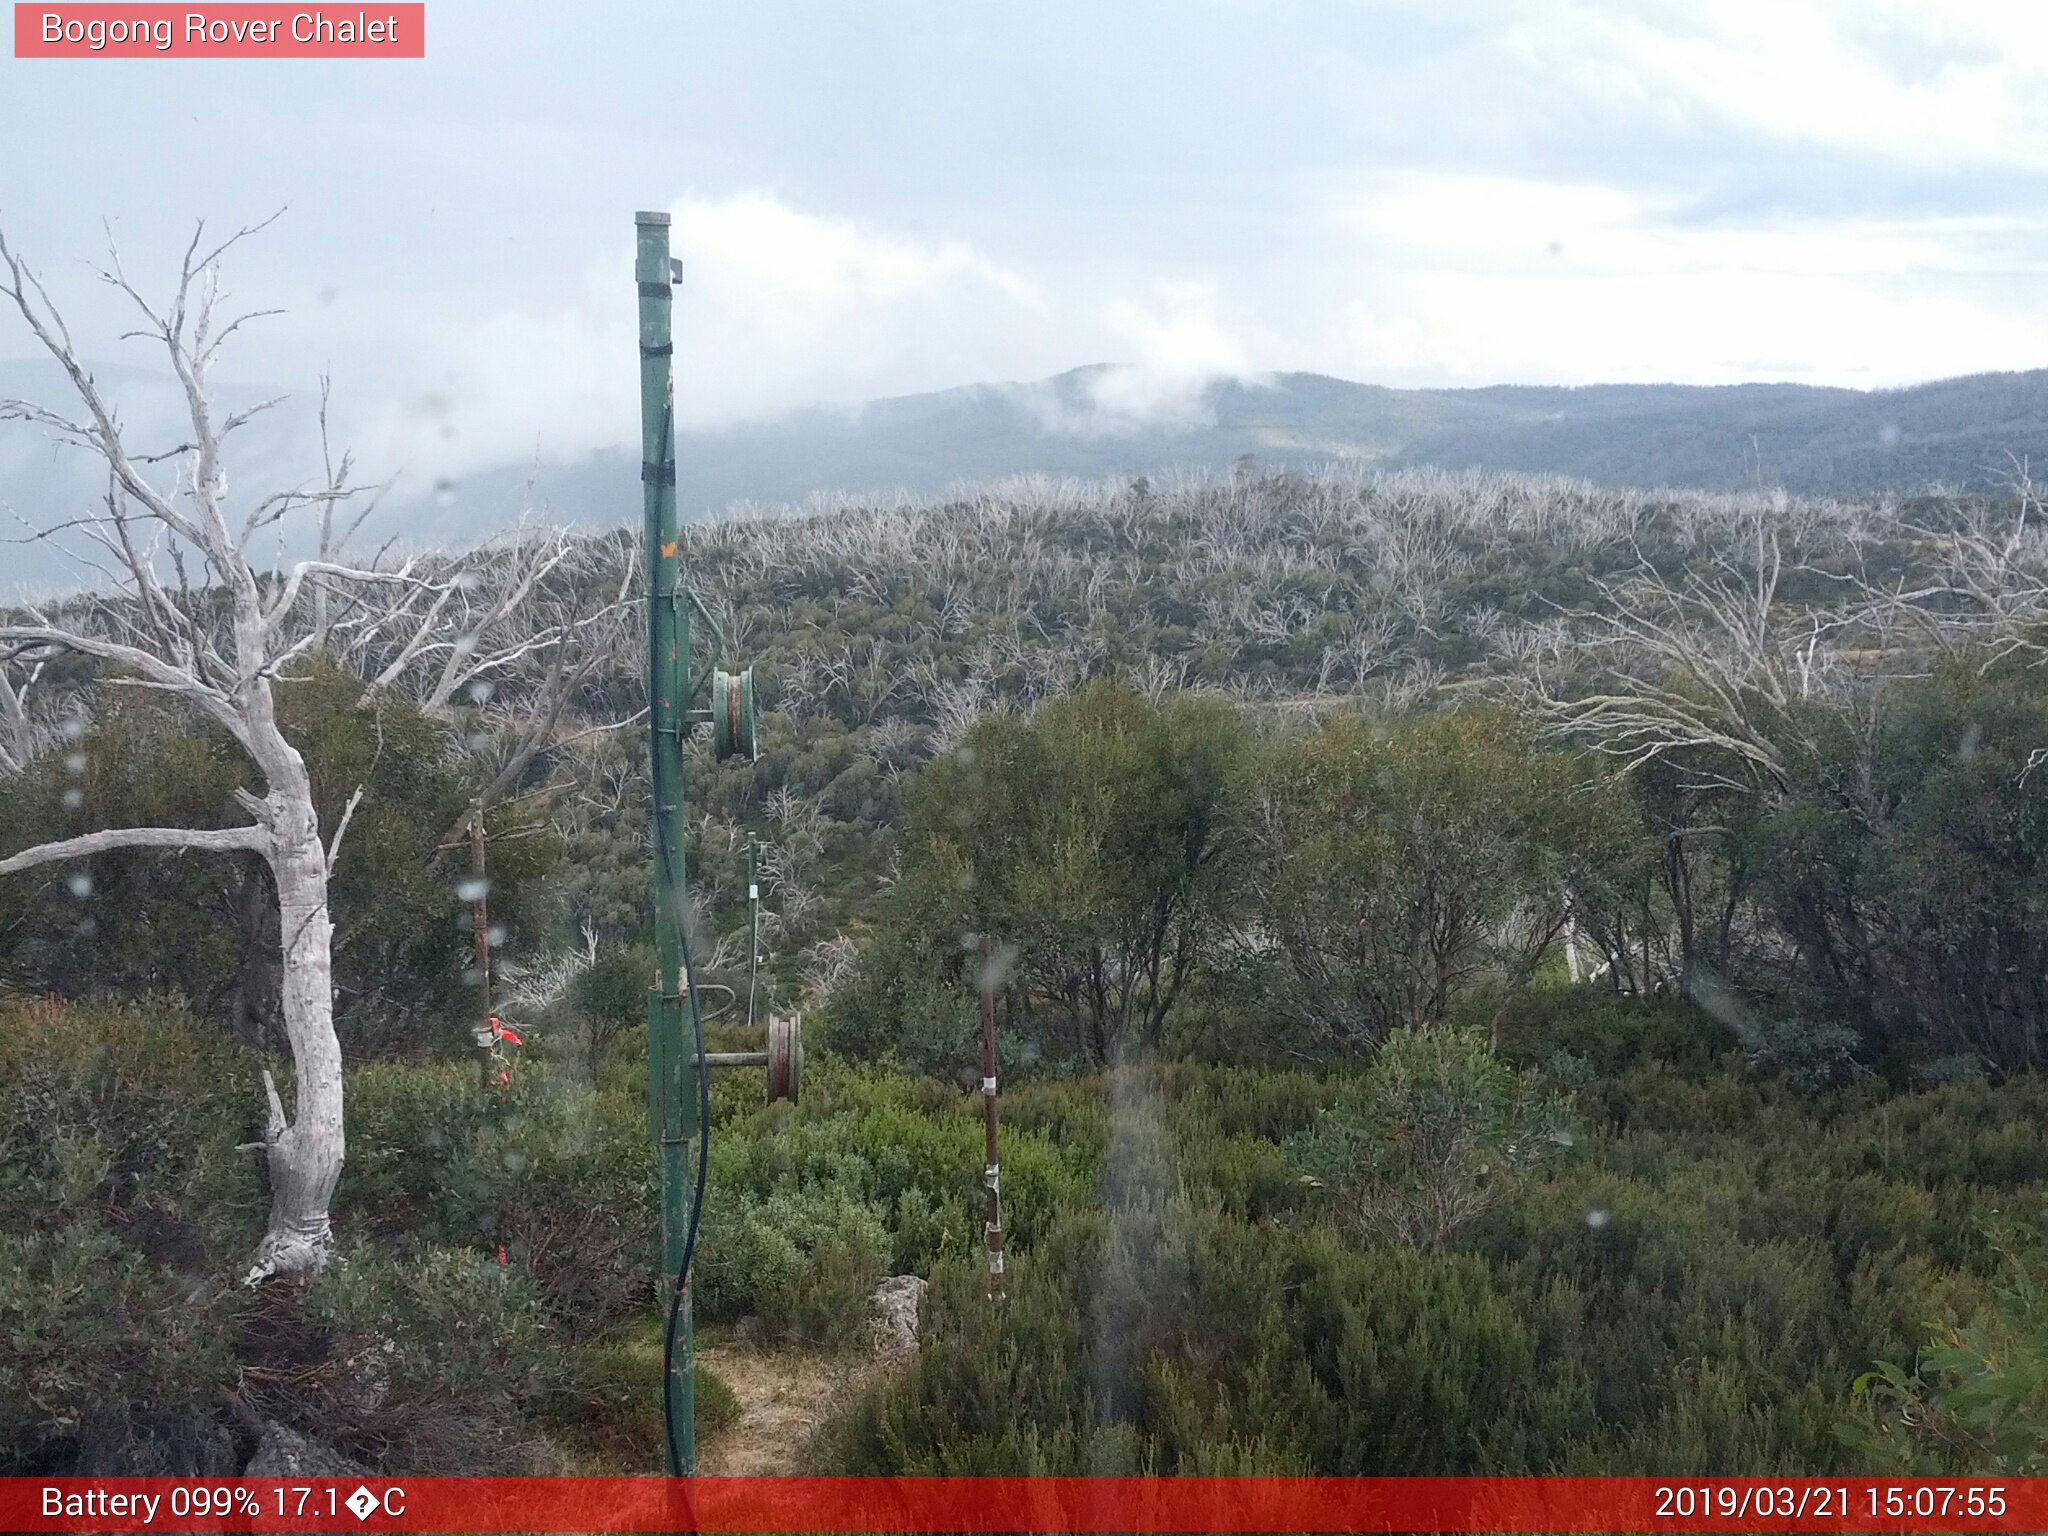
[979,934,1006,1300]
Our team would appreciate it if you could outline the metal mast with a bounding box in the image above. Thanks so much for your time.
[636,209,697,1475]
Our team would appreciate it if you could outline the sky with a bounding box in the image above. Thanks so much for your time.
[3,0,2048,487]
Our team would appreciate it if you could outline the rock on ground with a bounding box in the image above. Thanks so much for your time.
[870,1274,927,1359]
[244,1421,361,1476]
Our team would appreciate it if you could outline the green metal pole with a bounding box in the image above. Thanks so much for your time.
[637,209,697,1475]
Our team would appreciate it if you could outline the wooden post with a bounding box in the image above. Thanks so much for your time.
[469,799,494,1085]
[979,934,1006,1300]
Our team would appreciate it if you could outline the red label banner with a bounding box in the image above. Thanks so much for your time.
[13,4,424,57]
[1,1476,2037,1533]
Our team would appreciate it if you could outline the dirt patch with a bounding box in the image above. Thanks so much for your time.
[695,1341,880,1475]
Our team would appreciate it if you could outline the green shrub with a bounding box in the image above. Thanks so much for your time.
[0,996,265,1251]
[1845,1221,2048,1473]
[298,1245,567,1471]
[1495,990,1738,1077]
[554,1329,739,1469]
[1248,708,1640,1054]
[342,1062,656,1330]
[698,1184,889,1345]
[696,1363,742,1435]
[1288,1027,1575,1247]
[0,1225,238,1473]
[0,669,557,1059]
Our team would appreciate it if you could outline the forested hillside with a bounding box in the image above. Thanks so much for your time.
[12,361,2048,596]
[8,464,2048,1475]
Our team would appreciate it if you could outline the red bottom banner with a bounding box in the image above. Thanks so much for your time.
[5,1475,2036,1533]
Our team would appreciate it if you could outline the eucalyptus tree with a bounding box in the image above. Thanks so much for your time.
[0,221,614,1279]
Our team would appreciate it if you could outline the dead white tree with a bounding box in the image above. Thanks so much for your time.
[1525,515,1865,793]
[0,219,430,1282]
[0,649,54,773]
[340,525,639,837]
[1900,468,2048,666]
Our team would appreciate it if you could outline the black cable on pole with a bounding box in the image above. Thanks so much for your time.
[649,390,711,1479]
[659,840,710,1479]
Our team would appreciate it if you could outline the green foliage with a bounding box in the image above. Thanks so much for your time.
[696,1061,1094,1337]
[1251,708,1637,1052]
[698,1184,889,1344]
[835,680,1248,1070]
[567,943,654,1072]
[696,1363,742,1435]
[826,1007,2048,1477]
[0,1225,239,1474]
[1845,1221,2048,1474]
[341,1062,657,1328]
[4,986,2048,1478]
[0,664,557,1057]
[0,996,265,1246]
[1754,659,2048,1077]
[0,998,252,1473]
[1494,990,1739,1077]
[301,1244,567,1470]
[1287,1027,1576,1247]
[550,1324,734,1468]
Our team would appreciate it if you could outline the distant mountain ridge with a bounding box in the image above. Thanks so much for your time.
[429,364,2048,538]
[7,358,2047,592]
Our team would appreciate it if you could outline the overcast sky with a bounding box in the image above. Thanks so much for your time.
[3,0,2047,485]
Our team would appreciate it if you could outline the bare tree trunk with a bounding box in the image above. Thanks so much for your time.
[244,738,346,1281]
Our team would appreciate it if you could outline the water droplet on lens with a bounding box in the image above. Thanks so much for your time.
[65,752,86,774]
[1585,1208,1610,1229]
[457,878,490,902]
[67,873,92,899]
[62,788,83,810]
[486,924,507,947]
[435,479,458,508]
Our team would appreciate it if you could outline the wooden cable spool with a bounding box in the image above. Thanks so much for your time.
[766,1013,802,1103]
[711,667,759,761]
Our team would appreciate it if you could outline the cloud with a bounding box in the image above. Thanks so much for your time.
[280,4,2048,485]
[1331,169,2048,388]
[349,191,1280,475]
[666,191,1053,425]
[1090,281,1253,423]
[1017,280,1260,437]
[351,192,1057,482]
[1578,1,2048,174]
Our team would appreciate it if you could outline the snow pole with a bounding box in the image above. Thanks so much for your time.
[747,835,762,1029]
[979,934,1006,1299]
[468,799,495,1086]
[637,209,697,1476]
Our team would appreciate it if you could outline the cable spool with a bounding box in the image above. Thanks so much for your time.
[711,666,759,761]
[766,1012,802,1103]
